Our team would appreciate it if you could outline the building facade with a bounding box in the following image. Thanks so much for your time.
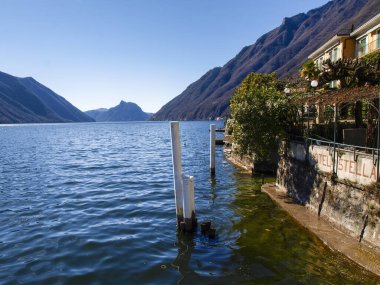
[351,13,380,58]
[306,13,380,124]
[309,12,380,67]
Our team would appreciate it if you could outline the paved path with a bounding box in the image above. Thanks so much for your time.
[262,183,380,277]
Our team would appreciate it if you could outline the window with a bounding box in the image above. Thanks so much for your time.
[328,47,340,62]
[360,37,367,55]
[329,80,338,89]
[332,47,339,61]
[377,30,380,49]
[315,57,323,70]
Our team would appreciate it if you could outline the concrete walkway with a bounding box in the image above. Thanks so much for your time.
[262,183,380,277]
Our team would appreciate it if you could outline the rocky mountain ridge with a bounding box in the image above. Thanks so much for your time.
[153,0,380,120]
[85,101,151,121]
[0,71,93,124]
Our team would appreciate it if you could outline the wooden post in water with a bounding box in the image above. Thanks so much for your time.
[182,175,196,232]
[210,124,216,176]
[170,121,184,225]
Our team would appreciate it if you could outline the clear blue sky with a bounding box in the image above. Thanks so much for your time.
[0,0,329,113]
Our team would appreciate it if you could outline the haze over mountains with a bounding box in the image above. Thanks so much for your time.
[0,71,93,124]
[153,0,380,120]
[85,101,151,122]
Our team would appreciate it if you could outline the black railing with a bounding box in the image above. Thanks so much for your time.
[307,137,377,155]
[287,134,380,179]
[356,38,380,58]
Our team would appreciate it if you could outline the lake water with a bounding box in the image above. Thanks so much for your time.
[0,121,379,284]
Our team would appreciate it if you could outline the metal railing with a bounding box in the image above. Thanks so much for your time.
[356,38,380,58]
[287,133,380,179]
[288,134,378,157]
[307,137,376,153]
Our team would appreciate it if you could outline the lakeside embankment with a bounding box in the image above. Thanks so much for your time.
[224,138,380,277]
[262,183,380,277]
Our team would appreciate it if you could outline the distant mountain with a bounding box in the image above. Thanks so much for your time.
[84,108,108,120]
[0,71,94,124]
[85,101,151,121]
[153,0,380,120]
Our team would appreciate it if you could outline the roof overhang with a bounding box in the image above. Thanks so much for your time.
[308,34,349,60]
[351,13,380,39]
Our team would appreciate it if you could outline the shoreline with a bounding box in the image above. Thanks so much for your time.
[224,146,380,277]
[261,183,380,277]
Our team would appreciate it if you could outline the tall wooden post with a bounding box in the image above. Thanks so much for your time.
[332,105,338,178]
[210,124,216,176]
[377,94,380,180]
[182,175,195,232]
[316,103,325,124]
[170,121,184,225]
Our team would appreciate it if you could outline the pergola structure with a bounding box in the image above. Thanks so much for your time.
[297,85,380,105]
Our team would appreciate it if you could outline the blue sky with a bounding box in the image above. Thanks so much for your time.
[0,0,329,113]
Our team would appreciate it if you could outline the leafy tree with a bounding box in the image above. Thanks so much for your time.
[362,49,380,66]
[299,60,319,81]
[230,73,298,160]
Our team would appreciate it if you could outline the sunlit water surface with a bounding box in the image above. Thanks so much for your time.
[0,121,379,284]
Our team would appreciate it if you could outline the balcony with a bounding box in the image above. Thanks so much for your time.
[356,37,380,58]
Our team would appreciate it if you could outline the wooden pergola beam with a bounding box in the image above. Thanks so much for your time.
[295,85,380,105]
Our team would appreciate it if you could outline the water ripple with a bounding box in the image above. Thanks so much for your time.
[0,122,378,284]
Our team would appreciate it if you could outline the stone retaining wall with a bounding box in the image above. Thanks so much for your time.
[277,141,380,249]
[224,143,278,174]
[287,141,377,185]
